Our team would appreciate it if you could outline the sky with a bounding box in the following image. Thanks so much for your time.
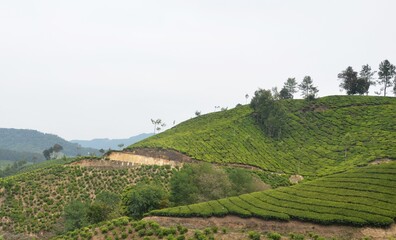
[1,0,395,140]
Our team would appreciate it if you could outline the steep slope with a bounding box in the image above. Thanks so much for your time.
[0,128,100,160]
[130,96,396,175]
[150,162,396,227]
[71,133,153,150]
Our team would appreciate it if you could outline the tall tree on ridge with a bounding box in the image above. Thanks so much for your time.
[299,76,319,99]
[283,78,298,99]
[359,64,376,95]
[378,60,396,96]
[338,66,362,95]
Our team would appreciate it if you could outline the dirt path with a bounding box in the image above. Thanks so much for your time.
[145,216,396,240]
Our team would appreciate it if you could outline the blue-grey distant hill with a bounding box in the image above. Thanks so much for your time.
[0,128,100,162]
[71,133,153,150]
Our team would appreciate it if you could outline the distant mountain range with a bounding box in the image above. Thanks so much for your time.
[0,128,100,162]
[71,133,153,150]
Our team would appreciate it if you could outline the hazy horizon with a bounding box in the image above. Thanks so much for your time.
[1,0,395,140]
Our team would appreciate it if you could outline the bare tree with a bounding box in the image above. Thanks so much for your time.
[151,119,166,134]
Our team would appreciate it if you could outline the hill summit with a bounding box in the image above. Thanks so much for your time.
[129,95,396,175]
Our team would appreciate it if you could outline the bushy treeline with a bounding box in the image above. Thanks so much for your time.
[338,60,396,96]
[120,163,269,221]
[64,191,121,231]
[169,163,268,206]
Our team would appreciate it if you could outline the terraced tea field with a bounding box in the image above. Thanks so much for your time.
[130,96,396,175]
[0,163,174,236]
[150,162,396,227]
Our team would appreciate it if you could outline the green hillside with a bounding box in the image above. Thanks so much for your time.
[0,128,100,161]
[0,160,173,237]
[130,96,396,175]
[150,162,396,227]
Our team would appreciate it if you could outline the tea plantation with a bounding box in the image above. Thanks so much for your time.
[130,96,396,175]
[0,162,174,236]
[150,162,396,227]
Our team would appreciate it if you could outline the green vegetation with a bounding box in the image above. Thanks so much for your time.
[64,191,121,231]
[122,183,169,219]
[0,163,174,235]
[150,162,396,227]
[170,163,268,206]
[250,88,287,138]
[0,128,100,160]
[53,217,335,240]
[0,160,29,177]
[130,95,396,175]
[0,160,14,169]
[53,217,188,240]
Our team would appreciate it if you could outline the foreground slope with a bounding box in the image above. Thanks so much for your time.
[150,162,396,227]
[0,159,173,237]
[130,96,396,175]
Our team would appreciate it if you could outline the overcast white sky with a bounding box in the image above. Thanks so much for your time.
[1,0,395,140]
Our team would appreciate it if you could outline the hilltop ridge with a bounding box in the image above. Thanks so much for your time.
[0,128,100,162]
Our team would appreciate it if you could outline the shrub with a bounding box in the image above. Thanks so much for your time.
[248,231,260,240]
[122,184,169,219]
[267,232,281,240]
[289,233,305,240]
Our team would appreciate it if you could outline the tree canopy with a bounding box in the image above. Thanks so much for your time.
[338,66,367,95]
[299,76,319,99]
[359,64,376,95]
[122,184,168,219]
[280,78,298,99]
[250,89,287,138]
[170,163,267,206]
[378,59,396,96]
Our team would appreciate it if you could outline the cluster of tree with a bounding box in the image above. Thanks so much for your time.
[250,76,320,138]
[0,160,28,178]
[121,184,169,219]
[42,144,63,160]
[120,163,268,219]
[338,60,396,96]
[170,163,268,206]
[250,89,287,138]
[63,191,121,231]
[275,76,319,100]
